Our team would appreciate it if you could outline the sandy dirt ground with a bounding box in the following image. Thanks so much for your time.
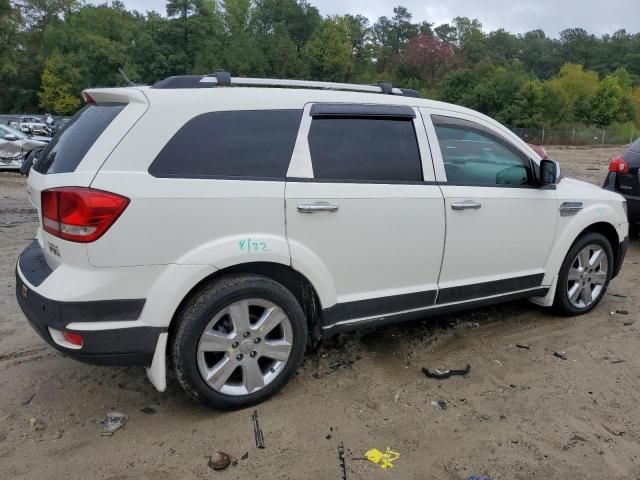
[1,146,640,480]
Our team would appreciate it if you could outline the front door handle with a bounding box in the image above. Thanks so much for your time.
[451,200,482,211]
[297,202,339,214]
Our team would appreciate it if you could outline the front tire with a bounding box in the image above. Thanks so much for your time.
[553,232,613,315]
[172,274,307,410]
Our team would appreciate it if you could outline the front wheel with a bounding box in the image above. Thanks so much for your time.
[553,232,613,315]
[172,274,307,410]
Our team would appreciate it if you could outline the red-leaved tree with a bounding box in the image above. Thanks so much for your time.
[398,34,457,85]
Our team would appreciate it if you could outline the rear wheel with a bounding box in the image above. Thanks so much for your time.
[553,232,613,315]
[172,274,307,410]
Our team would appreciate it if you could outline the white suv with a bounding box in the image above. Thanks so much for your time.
[16,73,629,409]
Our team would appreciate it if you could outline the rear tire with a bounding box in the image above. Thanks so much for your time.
[172,274,307,410]
[553,232,613,315]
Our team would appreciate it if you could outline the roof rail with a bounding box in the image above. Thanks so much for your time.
[151,69,421,97]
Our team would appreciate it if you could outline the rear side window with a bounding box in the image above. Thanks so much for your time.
[308,117,422,182]
[34,104,125,174]
[149,109,302,179]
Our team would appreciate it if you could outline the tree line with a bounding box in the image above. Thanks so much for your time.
[2,0,640,132]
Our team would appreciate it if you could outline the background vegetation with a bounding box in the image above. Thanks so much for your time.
[2,0,640,135]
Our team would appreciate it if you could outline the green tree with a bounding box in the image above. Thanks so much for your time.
[547,63,599,123]
[304,18,352,81]
[38,50,81,114]
[589,74,629,127]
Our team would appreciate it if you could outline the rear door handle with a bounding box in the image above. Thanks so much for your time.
[451,200,482,211]
[297,202,339,214]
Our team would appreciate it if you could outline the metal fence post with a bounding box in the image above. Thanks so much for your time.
[571,124,575,145]
[541,127,545,145]
[601,129,605,145]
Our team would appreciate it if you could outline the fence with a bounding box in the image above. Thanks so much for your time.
[511,126,638,146]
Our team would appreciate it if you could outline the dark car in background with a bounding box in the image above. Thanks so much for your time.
[603,138,640,234]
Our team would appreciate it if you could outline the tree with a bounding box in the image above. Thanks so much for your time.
[38,50,81,114]
[396,34,456,86]
[372,6,418,69]
[547,63,599,123]
[589,74,628,127]
[304,18,352,81]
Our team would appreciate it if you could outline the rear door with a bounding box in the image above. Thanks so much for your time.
[422,108,557,302]
[285,103,445,327]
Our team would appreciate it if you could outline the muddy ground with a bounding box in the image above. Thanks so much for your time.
[1,146,639,479]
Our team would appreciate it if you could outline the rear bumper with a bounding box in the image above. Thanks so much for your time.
[16,240,161,367]
[612,236,629,279]
[603,172,640,224]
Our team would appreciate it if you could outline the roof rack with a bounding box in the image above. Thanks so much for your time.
[151,69,421,97]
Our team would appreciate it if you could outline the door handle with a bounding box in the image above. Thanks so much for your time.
[451,200,482,211]
[297,202,339,214]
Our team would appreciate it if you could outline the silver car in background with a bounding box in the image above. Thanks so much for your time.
[0,124,48,170]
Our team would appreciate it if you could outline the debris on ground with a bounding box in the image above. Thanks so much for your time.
[338,442,347,480]
[140,407,157,415]
[493,359,503,367]
[365,447,400,470]
[515,344,531,350]
[607,292,627,298]
[21,393,36,406]
[610,309,629,315]
[603,355,626,364]
[241,452,249,460]
[252,410,265,449]
[553,351,568,360]
[467,476,492,480]
[623,320,634,326]
[208,451,231,471]
[422,364,470,379]
[100,412,128,436]
[29,417,45,432]
[437,400,448,410]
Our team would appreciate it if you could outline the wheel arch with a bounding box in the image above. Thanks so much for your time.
[532,220,622,307]
[167,262,324,349]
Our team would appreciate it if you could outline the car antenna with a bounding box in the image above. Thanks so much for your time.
[118,68,136,87]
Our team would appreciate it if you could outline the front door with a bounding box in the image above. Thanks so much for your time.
[421,108,558,304]
[285,103,446,327]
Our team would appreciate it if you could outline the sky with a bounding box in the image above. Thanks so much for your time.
[97,0,640,37]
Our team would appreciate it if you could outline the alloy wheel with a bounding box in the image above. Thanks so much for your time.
[566,244,609,309]
[196,299,293,396]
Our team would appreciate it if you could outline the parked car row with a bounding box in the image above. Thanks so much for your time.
[0,124,49,171]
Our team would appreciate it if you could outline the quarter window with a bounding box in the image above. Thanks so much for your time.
[149,109,302,179]
[308,117,423,182]
[432,116,532,186]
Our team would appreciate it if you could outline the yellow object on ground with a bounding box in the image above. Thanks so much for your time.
[365,447,400,469]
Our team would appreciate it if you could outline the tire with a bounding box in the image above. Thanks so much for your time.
[172,274,308,410]
[553,232,613,315]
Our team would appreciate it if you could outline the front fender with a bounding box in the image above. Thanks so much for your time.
[542,203,625,286]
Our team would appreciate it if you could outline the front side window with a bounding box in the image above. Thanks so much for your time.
[432,115,532,186]
[308,116,423,182]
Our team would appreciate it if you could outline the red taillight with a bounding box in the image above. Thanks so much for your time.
[609,156,629,174]
[41,187,129,243]
[62,331,84,347]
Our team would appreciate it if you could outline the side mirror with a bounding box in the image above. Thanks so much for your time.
[4,133,18,141]
[540,159,560,185]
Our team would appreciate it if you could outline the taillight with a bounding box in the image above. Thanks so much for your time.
[609,156,629,174]
[41,187,129,243]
